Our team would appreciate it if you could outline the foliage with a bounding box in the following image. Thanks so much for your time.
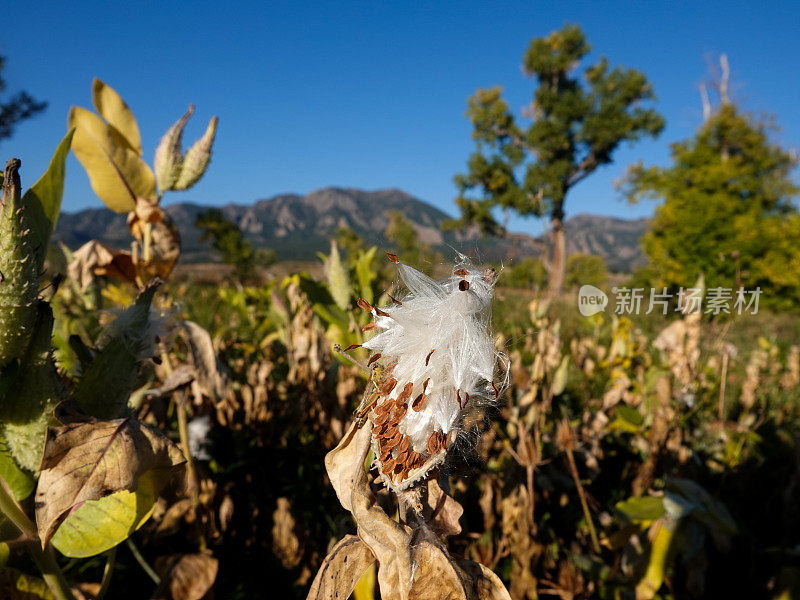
[451,24,663,293]
[564,252,608,289]
[195,208,276,282]
[501,257,547,290]
[0,155,184,600]
[0,56,47,143]
[386,211,441,275]
[624,104,800,309]
[68,79,217,285]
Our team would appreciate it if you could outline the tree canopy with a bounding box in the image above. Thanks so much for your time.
[623,103,800,310]
[0,56,47,143]
[452,24,663,294]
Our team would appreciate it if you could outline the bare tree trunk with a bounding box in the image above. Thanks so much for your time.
[546,209,566,298]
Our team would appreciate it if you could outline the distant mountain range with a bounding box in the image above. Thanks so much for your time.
[54,188,649,272]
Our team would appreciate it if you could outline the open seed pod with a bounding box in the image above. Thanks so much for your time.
[308,417,511,600]
[356,256,508,492]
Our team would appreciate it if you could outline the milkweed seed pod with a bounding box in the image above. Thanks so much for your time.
[360,254,508,491]
[0,159,39,367]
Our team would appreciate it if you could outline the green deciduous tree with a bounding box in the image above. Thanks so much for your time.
[452,24,664,296]
[0,56,47,144]
[196,209,276,282]
[623,103,800,310]
[565,253,607,289]
[386,211,441,275]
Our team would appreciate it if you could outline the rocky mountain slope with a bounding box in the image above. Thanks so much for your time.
[54,188,648,272]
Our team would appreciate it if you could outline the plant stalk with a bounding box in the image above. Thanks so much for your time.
[565,447,601,554]
[0,475,76,600]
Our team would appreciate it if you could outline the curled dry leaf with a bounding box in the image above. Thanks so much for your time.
[307,535,376,600]
[312,419,512,600]
[178,321,227,400]
[423,477,464,538]
[68,240,137,289]
[35,417,186,546]
[153,553,218,600]
[148,365,195,398]
[127,201,181,281]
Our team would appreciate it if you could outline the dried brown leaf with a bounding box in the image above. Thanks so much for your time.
[35,418,186,545]
[153,553,218,600]
[179,321,226,400]
[424,477,464,537]
[127,202,181,281]
[68,240,137,289]
[318,419,511,600]
[306,535,376,600]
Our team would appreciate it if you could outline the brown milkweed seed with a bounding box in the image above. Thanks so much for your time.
[425,349,436,366]
[427,431,439,454]
[367,353,382,367]
[412,393,426,412]
[492,381,500,400]
[380,378,397,394]
[458,280,470,291]
[385,251,400,263]
[362,322,377,332]
[454,268,468,277]
[357,298,373,311]
[394,403,408,420]
[388,294,403,306]
[374,411,390,426]
[397,436,410,455]
[398,382,414,401]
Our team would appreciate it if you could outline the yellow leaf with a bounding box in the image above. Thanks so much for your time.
[50,469,161,558]
[92,78,142,155]
[68,106,155,213]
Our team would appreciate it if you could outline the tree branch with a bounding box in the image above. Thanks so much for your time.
[491,125,540,159]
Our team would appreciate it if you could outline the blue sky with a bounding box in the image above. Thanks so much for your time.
[2,1,798,236]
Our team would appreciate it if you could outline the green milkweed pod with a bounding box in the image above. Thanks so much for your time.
[0,159,39,367]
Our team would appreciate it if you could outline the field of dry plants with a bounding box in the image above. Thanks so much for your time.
[1,79,799,600]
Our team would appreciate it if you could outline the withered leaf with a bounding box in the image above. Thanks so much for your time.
[306,535,376,600]
[127,202,181,281]
[316,418,512,600]
[424,477,464,538]
[68,240,137,289]
[153,553,218,600]
[35,417,185,546]
[179,322,226,400]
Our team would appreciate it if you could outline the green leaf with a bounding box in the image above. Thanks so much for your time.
[616,404,644,426]
[0,303,64,471]
[0,568,55,599]
[325,241,351,311]
[68,106,155,212]
[615,496,665,524]
[551,356,569,395]
[73,281,159,419]
[22,130,74,271]
[92,78,142,155]
[355,247,378,305]
[51,469,160,558]
[0,436,34,501]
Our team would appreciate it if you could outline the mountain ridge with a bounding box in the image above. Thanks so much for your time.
[53,188,648,272]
